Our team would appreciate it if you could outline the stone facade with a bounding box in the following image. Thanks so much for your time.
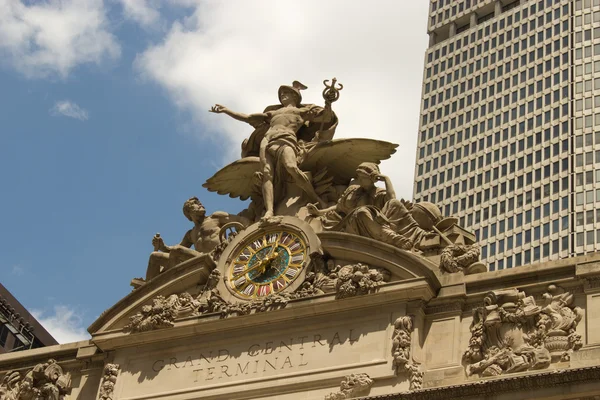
[2,77,600,400]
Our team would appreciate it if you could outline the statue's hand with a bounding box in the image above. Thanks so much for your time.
[152,235,167,252]
[373,174,387,182]
[209,104,228,114]
[306,203,321,216]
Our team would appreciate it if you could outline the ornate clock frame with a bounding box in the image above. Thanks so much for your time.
[216,216,322,304]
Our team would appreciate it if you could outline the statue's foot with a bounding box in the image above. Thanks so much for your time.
[263,210,274,219]
[130,277,146,290]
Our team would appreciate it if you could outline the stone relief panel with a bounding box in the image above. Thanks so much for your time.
[463,284,583,377]
[115,313,389,399]
[0,359,72,400]
[324,373,373,400]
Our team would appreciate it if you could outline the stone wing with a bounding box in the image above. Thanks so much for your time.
[300,139,398,184]
[202,157,261,200]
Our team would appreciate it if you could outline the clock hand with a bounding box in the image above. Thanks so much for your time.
[232,257,270,279]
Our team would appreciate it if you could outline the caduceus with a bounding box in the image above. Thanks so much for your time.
[319,77,343,134]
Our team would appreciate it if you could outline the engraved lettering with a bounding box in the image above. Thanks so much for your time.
[279,339,292,352]
[298,335,308,349]
[330,331,341,346]
[206,367,215,380]
[152,359,164,372]
[248,344,261,357]
[299,353,308,366]
[281,356,293,369]
[219,365,232,378]
[217,349,230,362]
[313,334,325,347]
[199,351,212,364]
[264,341,274,354]
[236,362,249,376]
[167,357,179,370]
[192,368,203,382]
[182,356,194,368]
[253,360,259,374]
[263,358,278,372]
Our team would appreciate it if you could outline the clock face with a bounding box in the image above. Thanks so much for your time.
[226,230,308,299]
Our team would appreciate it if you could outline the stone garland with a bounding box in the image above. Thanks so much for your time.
[124,262,391,334]
[98,363,119,400]
[463,284,583,377]
[391,316,423,390]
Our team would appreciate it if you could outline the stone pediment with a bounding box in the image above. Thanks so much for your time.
[88,254,216,337]
[88,229,442,352]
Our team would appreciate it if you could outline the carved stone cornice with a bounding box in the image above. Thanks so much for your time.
[424,301,464,315]
[361,365,600,400]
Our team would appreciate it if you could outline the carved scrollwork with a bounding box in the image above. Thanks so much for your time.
[324,373,373,400]
[463,285,583,377]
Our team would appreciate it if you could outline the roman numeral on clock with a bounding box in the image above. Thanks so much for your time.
[233,264,246,275]
[258,285,271,297]
[274,279,285,291]
[284,268,298,279]
[242,284,255,296]
[234,276,247,288]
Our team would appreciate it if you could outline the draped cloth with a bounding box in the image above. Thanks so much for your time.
[320,185,427,248]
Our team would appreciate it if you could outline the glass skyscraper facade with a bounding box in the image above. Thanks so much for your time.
[413,0,600,271]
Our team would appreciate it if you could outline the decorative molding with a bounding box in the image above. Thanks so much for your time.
[361,366,600,400]
[0,359,72,400]
[124,260,391,334]
[325,373,374,400]
[392,316,423,390]
[98,363,119,400]
[463,284,583,377]
[439,243,482,274]
[424,301,464,315]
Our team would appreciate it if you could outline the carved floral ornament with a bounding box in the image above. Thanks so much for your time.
[325,373,373,400]
[98,364,119,400]
[463,284,583,377]
[0,359,72,400]
[124,260,391,334]
[391,316,423,391]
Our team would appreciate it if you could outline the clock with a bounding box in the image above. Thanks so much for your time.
[216,216,321,303]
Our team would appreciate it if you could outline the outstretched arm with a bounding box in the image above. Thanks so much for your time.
[209,104,267,127]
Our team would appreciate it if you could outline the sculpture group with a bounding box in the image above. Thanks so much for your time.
[133,78,485,286]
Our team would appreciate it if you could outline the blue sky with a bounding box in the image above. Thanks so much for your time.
[0,0,428,342]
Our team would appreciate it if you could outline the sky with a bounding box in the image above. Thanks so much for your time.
[0,0,429,344]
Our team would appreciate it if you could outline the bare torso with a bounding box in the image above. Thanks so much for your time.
[265,106,314,141]
[190,216,222,253]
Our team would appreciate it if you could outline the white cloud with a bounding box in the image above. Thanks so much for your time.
[135,1,429,199]
[50,100,89,120]
[0,0,120,78]
[31,305,90,344]
[119,0,160,27]
[11,265,25,276]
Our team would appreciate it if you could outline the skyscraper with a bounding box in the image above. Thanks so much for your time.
[0,283,57,353]
[413,0,587,271]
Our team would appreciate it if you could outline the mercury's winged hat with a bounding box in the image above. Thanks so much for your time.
[278,81,307,104]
